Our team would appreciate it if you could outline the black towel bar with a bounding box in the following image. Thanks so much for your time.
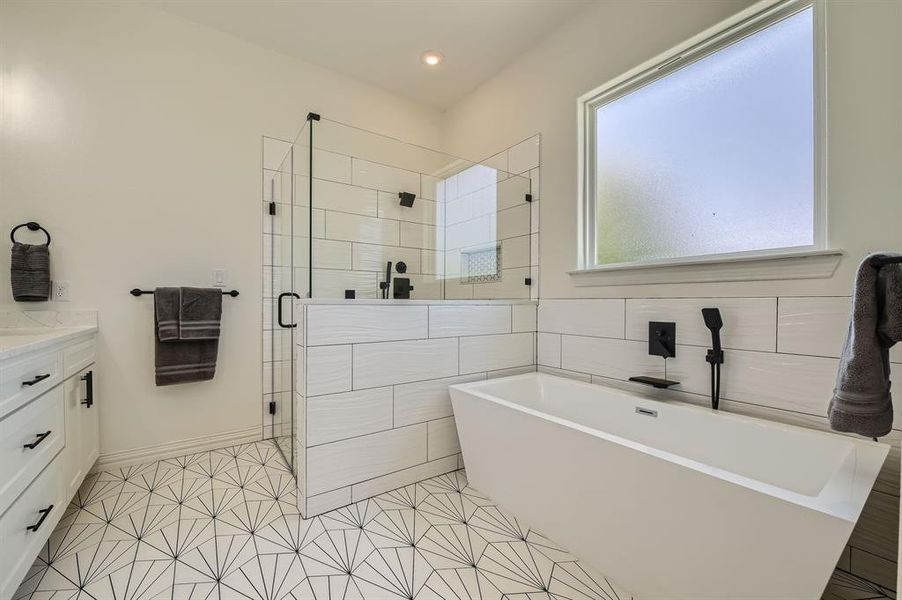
[130,288,239,297]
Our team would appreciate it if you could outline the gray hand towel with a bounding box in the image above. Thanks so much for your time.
[154,287,220,386]
[828,253,902,437]
[11,242,51,301]
[179,287,222,340]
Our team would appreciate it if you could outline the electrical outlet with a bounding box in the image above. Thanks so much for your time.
[53,280,71,302]
[213,269,226,287]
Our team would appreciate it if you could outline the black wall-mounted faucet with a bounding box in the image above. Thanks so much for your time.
[702,308,724,410]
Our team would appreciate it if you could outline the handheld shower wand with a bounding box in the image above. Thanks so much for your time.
[701,308,724,410]
[379,261,393,299]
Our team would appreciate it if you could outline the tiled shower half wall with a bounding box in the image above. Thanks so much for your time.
[261,119,541,475]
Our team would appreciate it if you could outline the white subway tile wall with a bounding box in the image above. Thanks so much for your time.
[536,295,901,589]
[297,301,537,516]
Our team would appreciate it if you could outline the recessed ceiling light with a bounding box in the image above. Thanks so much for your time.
[421,51,443,66]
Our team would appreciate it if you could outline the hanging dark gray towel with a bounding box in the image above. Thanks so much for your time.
[154,287,221,386]
[829,253,902,438]
[11,242,50,301]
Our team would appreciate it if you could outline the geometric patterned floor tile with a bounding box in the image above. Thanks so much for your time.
[13,438,889,600]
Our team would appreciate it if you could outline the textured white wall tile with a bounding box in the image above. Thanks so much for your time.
[537,333,562,368]
[777,296,849,358]
[487,365,536,378]
[307,305,428,345]
[849,490,899,563]
[400,222,440,250]
[407,274,444,299]
[306,387,393,446]
[471,267,531,300]
[511,304,537,333]
[508,135,540,174]
[354,338,459,388]
[625,297,777,352]
[312,149,352,184]
[378,191,439,225]
[312,269,379,299]
[429,305,511,337]
[445,214,494,250]
[311,239,352,270]
[305,345,351,396]
[313,179,378,216]
[501,235,530,269]
[304,486,352,518]
[325,211,399,245]
[779,296,902,363]
[539,299,625,338]
[497,204,531,240]
[306,423,426,495]
[537,365,592,383]
[420,250,441,275]
[497,175,531,211]
[394,373,487,427]
[427,416,461,460]
[459,332,534,374]
[561,335,664,382]
[350,455,458,503]
[352,243,421,273]
[352,158,420,195]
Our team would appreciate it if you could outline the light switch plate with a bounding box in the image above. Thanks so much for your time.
[213,269,226,287]
[53,280,71,302]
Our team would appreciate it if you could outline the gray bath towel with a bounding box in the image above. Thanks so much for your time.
[154,287,221,386]
[829,253,902,437]
[11,242,50,301]
[179,287,222,340]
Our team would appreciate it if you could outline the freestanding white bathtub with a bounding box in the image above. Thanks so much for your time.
[450,373,889,600]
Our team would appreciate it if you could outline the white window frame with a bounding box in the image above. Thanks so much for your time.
[573,0,838,285]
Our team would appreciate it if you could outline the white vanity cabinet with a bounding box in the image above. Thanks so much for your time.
[0,329,98,600]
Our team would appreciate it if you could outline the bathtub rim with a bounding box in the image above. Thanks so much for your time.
[450,372,889,523]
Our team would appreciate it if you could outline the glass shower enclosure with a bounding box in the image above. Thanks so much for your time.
[264,114,537,472]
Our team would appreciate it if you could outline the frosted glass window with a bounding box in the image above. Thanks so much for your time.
[591,6,815,266]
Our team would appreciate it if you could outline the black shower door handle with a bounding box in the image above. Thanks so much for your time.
[277,292,301,328]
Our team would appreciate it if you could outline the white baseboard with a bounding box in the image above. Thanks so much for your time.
[92,425,264,472]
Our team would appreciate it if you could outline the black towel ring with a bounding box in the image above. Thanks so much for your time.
[10,222,51,246]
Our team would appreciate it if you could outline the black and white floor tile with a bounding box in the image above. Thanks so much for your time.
[12,439,894,600]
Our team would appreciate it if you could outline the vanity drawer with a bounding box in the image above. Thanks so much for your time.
[0,348,62,418]
[0,385,65,516]
[0,454,65,600]
[63,338,96,379]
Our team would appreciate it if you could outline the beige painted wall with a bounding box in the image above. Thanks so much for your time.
[442,0,902,300]
[0,1,443,456]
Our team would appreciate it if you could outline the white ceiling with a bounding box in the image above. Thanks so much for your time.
[146,0,594,109]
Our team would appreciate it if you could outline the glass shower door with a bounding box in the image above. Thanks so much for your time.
[265,119,310,474]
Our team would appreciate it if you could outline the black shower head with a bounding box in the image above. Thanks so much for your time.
[399,192,416,207]
[702,307,723,331]
[701,307,723,357]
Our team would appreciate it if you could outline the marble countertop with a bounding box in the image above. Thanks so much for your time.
[0,326,98,361]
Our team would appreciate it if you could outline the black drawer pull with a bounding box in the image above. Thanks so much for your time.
[22,373,51,387]
[23,431,52,450]
[81,371,94,408]
[26,505,54,532]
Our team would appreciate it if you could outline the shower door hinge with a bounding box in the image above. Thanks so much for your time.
[524,278,532,286]
[525,193,533,203]
[268,401,276,415]
[268,202,277,216]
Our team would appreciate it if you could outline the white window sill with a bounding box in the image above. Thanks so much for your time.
[568,249,844,287]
